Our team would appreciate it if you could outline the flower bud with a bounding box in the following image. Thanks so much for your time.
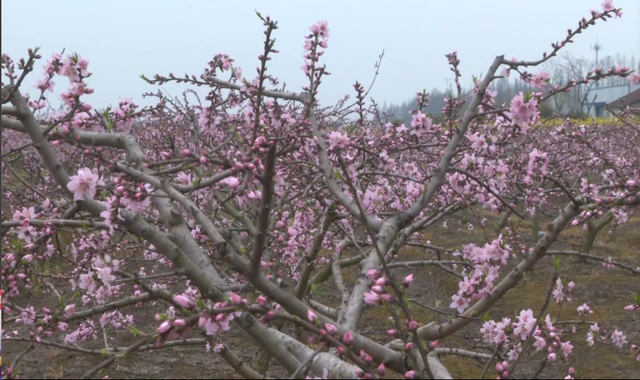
[307,309,318,323]
[377,362,386,376]
[324,323,338,336]
[157,321,171,333]
[402,274,414,288]
[343,330,354,345]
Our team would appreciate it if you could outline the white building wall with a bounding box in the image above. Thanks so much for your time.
[582,84,635,117]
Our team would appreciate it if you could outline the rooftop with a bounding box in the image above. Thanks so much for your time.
[607,88,640,108]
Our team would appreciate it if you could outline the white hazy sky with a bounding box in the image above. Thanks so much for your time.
[2,0,639,110]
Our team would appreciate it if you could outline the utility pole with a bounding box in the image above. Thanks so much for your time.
[591,40,603,88]
[444,77,453,94]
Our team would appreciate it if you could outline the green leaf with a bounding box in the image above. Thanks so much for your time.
[129,326,145,336]
[333,170,344,182]
[552,256,561,272]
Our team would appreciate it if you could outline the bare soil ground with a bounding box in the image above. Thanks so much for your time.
[2,209,639,379]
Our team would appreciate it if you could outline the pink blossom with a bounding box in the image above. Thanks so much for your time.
[343,330,354,345]
[328,131,350,149]
[364,291,381,305]
[65,304,76,315]
[408,320,419,330]
[375,277,388,286]
[450,293,469,313]
[366,269,380,281]
[257,295,268,307]
[379,293,395,303]
[531,70,550,90]
[567,281,575,292]
[402,274,414,288]
[624,304,638,311]
[534,336,547,351]
[612,329,627,348]
[34,78,55,92]
[552,278,564,303]
[177,172,193,186]
[371,285,384,294]
[560,341,573,356]
[222,176,241,188]
[506,92,538,130]
[387,329,400,337]
[78,271,97,293]
[157,321,171,333]
[174,295,195,309]
[513,309,537,340]
[404,370,417,379]
[307,309,318,323]
[21,306,36,325]
[324,323,338,335]
[67,168,100,201]
[309,20,329,39]
[602,0,614,12]
[230,292,245,306]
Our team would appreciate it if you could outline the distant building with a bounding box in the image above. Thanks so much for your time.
[606,88,640,110]
[583,82,640,117]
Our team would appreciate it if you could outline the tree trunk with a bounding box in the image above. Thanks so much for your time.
[580,212,614,255]
[495,210,511,234]
[531,207,540,243]
[250,318,287,375]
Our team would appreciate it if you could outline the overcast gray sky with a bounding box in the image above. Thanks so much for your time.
[2,0,639,110]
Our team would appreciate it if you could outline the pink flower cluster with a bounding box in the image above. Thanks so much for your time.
[362,269,412,306]
[409,111,433,138]
[450,237,510,313]
[67,167,100,201]
[198,301,242,336]
[506,92,539,132]
[328,131,350,149]
[530,70,550,90]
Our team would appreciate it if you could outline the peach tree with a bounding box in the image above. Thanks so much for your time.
[2,2,639,378]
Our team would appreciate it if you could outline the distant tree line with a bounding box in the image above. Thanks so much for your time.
[381,53,638,123]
